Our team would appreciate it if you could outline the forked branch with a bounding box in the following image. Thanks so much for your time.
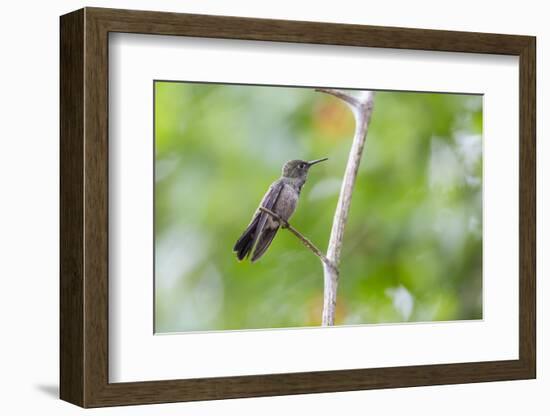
[263,89,375,327]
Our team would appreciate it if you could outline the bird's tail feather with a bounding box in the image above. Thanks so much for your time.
[251,227,278,262]
[233,215,260,260]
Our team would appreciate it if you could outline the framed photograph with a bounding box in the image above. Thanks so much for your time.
[60,7,536,407]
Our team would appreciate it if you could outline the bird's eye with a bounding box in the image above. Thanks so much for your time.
[299,163,305,169]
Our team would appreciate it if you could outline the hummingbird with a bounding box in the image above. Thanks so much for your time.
[233,158,328,262]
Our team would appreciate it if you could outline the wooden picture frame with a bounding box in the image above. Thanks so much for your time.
[60,7,536,407]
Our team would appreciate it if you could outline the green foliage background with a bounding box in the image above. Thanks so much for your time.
[154,81,483,333]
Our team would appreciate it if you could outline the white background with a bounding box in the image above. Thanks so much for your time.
[0,0,546,414]
[110,34,519,382]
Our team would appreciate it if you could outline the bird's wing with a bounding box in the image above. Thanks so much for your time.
[250,180,284,252]
[233,179,284,260]
[259,179,285,211]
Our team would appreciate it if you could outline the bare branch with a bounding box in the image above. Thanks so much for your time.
[259,207,336,272]
[317,89,376,326]
[315,88,361,108]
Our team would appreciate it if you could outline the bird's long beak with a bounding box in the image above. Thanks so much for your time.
[307,157,328,167]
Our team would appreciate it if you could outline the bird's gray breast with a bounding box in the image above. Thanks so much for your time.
[273,183,300,222]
